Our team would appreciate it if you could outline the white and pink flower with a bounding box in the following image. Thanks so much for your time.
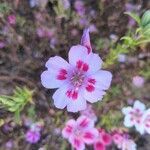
[62,116,98,150]
[112,132,137,150]
[41,28,112,112]
[122,100,146,134]
[94,128,112,150]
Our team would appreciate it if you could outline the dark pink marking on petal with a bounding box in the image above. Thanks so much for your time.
[72,91,78,100]
[79,118,89,128]
[84,132,94,139]
[94,142,105,150]
[102,133,112,145]
[57,69,67,80]
[76,60,83,69]
[82,63,89,72]
[88,78,96,84]
[66,125,73,133]
[74,138,81,149]
[66,90,78,100]
[86,85,95,92]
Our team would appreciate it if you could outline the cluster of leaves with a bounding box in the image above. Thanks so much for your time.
[103,10,150,68]
[0,2,11,14]
[0,87,33,122]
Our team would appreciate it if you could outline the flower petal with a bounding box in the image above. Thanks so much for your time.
[52,85,69,109]
[67,95,87,112]
[45,56,70,69]
[123,115,134,127]
[69,135,85,150]
[83,129,99,144]
[94,142,105,150]
[68,45,88,66]
[133,100,146,112]
[90,70,112,90]
[101,133,112,145]
[62,119,76,138]
[84,89,106,103]
[122,107,132,115]
[135,124,145,135]
[76,116,94,129]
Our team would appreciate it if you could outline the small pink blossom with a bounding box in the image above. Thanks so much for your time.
[94,128,112,150]
[122,100,146,134]
[0,41,5,48]
[112,132,136,150]
[25,129,41,143]
[36,27,54,38]
[7,15,16,25]
[132,76,145,88]
[74,0,85,16]
[80,104,97,122]
[62,116,98,150]
[41,29,112,112]
[141,109,150,134]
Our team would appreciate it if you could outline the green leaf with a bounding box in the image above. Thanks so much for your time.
[141,10,150,27]
[125,12,141,25]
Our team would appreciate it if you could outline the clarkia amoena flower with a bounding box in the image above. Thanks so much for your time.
[62,116,98,150]
[94,128,112,150]
[112,132,137,150]
[41,28,112,112]
[122,100,146,134]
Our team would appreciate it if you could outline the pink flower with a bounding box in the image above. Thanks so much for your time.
[132,76,145,88]
[41,29,112,112]
[112,132,136,150]
[7,15,16,25]
[94,128,112,150]
[0,41,5,48]
[25,129,41,143]
[122,100,146,134]
[141,109,150,134]
[80,104,97,122]
[74,0,85,16]
[62,116,98,150]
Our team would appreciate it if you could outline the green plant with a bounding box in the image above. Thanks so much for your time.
[103,10,150,68]
[0,2,11,14]
[0,87,33,123]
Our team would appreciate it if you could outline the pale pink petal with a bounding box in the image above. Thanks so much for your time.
[135,123,145,135]
[83,89,106,103]
[124,115,134,127]
[52,85,69,109]
[67,95,87,112]
[122,107,132,115]
[133,100,146,112]
[85,53,103,73]
[41,70,65,88]
[81,28,92,53]
[83,129,99,144]
[142,109,150,134]
[94,142,105,150]
[45,56,70,69]
[76,116,94,129]
[68,45,88,66]
[69,135,85,150]
[90,70,112,90]
[62,119,76,138]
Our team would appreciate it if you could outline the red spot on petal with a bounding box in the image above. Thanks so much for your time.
[74,138,80,148]
[66,90,78,100]
[76,60,83,69]
[84,132,94,139]
[82,63,89,72]
[86,85,95,92]
[79,118,89,128]
[94,142,105,150]
[57,69,67,80]
[72,91,78,100]
[88,78,96,84]
[66,125,73,133]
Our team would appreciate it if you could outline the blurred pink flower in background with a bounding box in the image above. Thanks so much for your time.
[74,0,85,16]
[132,76,145,88]
[94,128,112,150]
[80,104,97,122]
[122,100,146,134]
[41,29,112,112]
[0,41,5,48]
[62,116,98,150]
[112,132,137,150]
[25,129,41,143]
[7,15,16,25]
[5,140,14,149]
